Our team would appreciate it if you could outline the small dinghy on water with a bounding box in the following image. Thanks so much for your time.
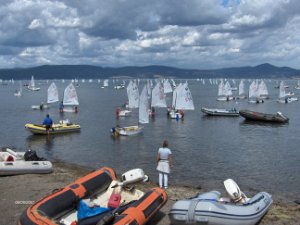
[19,167,167,225]
[277,81,298,103]
[239,110,289,123]
[25,119,81,135]
[0,148,52,175]
[169,179,272,225]
[111,125,143,137]
[201,107,239,116]
[27,76,40,91]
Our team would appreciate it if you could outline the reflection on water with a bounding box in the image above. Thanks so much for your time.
[239,120,289,128]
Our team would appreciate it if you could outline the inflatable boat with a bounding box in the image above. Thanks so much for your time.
[111,125,143,137]
[169,179,272,225]
[0,148,52,175]
[201,107,239,116]
[25,120,80,135]
[19,167,167,225]
[239,110,289,123]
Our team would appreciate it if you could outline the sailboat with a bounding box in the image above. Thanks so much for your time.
[31,82,59,110]
[168,82,194,119]
[216,80,234,101]
[111,84,148,136]
[14,81,22,97]
[27,76,40,91]
[295,80,300,90]
[248,80,264,103]
[62,83,79,112]
[101,79,109,88]
[277,81,298,103]
[237,79,246,99]
[258,80,269,99]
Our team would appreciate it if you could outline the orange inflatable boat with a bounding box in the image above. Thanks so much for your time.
[18,167,167,225]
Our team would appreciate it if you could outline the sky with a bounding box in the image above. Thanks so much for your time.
[1,0,300,69]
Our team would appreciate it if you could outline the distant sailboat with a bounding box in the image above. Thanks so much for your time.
[277,81,298,103]
[27,76,40,91]
[14,81,22,97]
[217,80,234,101]
[126,80,139,108]
[237,79,246,99]
[62,83,79,112]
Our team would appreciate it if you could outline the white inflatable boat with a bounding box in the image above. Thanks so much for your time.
[169,179,273,225]
[0,148,53,175]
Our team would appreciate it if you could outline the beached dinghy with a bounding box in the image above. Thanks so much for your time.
[169,179,272,225]
[25,120,81,135]
[239,110,289,123]
[0,148,52,175]
[201,107,239,116]
[19,167,167,225]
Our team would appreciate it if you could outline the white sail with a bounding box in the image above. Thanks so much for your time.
[30,76,35,88]
[172,83,183,108]
[175,82,195,110]
[224,81,233,96]
[218,80,225,96]
[279,81,286,98]
[63,83,79,106]
[151,81,167,108]
[47,82,59,104]
[249,80,259,98]
[103,79,109,87]
[239,80,245,96]
[163,79,173,93]
[127,80,139,108]
[258,80,268,96]
[139,85,149,124]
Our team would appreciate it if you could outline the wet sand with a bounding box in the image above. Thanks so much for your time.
[1,162,299,225]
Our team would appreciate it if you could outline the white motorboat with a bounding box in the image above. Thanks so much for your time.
[0,148,53,175]
[169,179,273,225]
[111,125,143,136]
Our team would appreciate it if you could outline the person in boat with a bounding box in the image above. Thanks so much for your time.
[74,106,78,113]
[40,102,44,110]
[111,125,120,137]
[156,140,173,189]
[43,114,54,135]
[59,101,64,113]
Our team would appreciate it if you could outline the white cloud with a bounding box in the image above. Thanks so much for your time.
[1,0,300,69]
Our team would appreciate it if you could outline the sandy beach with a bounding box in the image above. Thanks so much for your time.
[1,162,299,225]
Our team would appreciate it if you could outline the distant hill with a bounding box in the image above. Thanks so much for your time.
[0,63,299,80]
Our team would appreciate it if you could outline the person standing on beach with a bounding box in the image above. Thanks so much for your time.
[156,140,173,189]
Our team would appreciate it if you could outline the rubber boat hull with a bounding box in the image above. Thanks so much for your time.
[169,191,273,225]
[112,126,143,136]
[239,110,289,123]
[201,107,239,116]
[25,123,81,135]
[0,149,53,175]
[19,167,167,225]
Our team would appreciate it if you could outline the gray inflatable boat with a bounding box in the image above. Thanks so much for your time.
[169,179,273,225]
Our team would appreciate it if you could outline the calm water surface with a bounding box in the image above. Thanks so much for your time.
[0,79,299,198]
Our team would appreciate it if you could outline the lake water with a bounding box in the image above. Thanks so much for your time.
[1,79,299,198]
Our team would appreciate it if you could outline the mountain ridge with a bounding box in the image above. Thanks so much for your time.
[0,63,299,80]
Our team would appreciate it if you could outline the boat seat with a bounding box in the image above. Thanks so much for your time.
[37,189,79,219]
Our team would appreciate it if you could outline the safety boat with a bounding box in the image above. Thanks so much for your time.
[110,125,143,136]
[201,107,239,116]
[0,148,52,175]
[239,110,289,123]
[25,120,81,135]
[19,167,167,225]
[169,179,273,225]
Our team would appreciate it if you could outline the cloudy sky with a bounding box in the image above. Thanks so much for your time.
[1,0,300,69]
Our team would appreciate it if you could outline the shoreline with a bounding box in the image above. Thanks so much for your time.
[0,162,299,225]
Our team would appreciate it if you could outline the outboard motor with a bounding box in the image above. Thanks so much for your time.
[24,149,45,161]
[224,179,247,203]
